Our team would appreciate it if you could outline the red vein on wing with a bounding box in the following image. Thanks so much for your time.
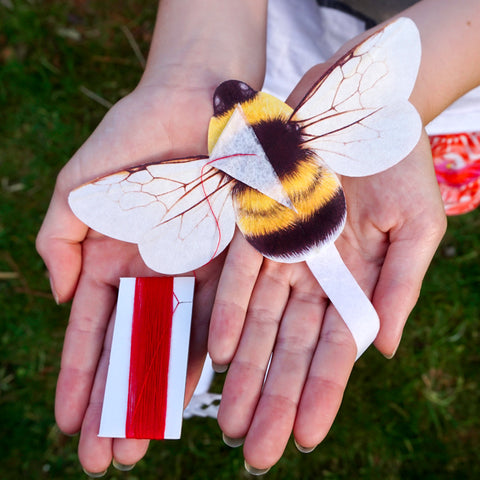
[200,153,255,265]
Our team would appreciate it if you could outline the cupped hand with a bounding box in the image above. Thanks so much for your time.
[208,83,447,472]
[36,82,225,474]
[338,129,447,356]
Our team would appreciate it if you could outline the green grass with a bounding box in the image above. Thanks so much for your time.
[1,1,479,479]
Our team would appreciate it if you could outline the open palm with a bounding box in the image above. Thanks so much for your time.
[37,84,226,473]
[208,123,446,471]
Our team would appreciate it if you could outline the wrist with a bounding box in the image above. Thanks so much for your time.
[140,0,267,94]
[404,0,480,126]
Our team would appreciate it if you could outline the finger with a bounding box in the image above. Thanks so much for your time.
[293,305,356,449]
[36,169,89,303]
[184,254,227,402]
[208,231,263,369]
[55,270,117,434]
[112,439,149,472]
[242,269,327,470]
[373,211,446,357]
[217,261,291,439]
[373,133,447,356]
[77,308,149,474]
[77,309,115,474]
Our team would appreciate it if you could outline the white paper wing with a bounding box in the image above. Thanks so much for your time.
[68,157,235,274]
[292,17,422,177]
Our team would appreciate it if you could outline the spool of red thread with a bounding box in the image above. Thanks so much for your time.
[99,276,194,440]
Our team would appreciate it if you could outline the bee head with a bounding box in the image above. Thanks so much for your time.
[213,80,257,117]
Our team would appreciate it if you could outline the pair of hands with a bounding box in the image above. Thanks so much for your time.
[36,70,446,475]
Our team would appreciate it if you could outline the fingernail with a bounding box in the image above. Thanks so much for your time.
[294,438,317,453]
[244,460,270,476]
[383,344,399,360]
[49,277,60,305]
[82,468,107,478]
[212,362,228,373]
[112,459,136,471]
[222,432,244,448]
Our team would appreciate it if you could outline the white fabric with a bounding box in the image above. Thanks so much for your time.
[425,87,480,135]
[263,0,366,100]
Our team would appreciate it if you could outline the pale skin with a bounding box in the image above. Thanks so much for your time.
[36,0,480,476]
[37,0,268,474]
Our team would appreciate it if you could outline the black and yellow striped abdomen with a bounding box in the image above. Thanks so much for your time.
[233,122,346,261]
[233,160,345,261]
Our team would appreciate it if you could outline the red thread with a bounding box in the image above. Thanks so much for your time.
[126,277,174,439]
[200,159,223,263]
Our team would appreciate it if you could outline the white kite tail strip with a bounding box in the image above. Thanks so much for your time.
[99,276,194,440]
[307,244,379,360]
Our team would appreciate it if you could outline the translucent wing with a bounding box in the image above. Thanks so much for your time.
[291,17,422,177]
[68,156,236,274]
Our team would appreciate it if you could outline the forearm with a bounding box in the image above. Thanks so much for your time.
[141,0,268,92]
[404,0,480,125]
[290,0,480,127]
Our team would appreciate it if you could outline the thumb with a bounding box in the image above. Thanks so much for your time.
[36,182,87,303]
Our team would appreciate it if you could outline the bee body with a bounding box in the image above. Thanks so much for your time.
[210,81,346,262]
